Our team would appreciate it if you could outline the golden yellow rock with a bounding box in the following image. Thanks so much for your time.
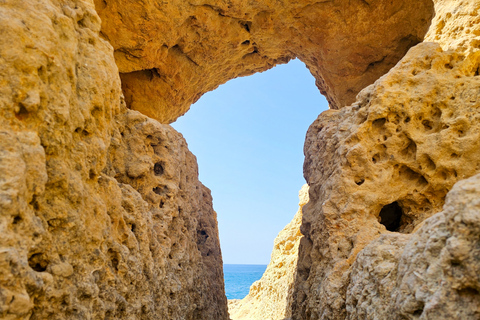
[293,11,480,319]
[3,0,480,319]
[228,185,309,320]
[347,172,480,319]
[94,0,434,123]
[0,0,227,319]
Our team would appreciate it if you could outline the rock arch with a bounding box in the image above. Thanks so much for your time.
[94,0,434,123]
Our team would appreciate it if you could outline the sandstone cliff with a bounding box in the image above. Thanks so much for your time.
[0,1,227,319]
[228,185,309,320]
[2,0,480,319]
[292,1,480,318]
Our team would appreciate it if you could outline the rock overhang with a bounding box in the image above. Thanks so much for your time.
[94,0,435,123]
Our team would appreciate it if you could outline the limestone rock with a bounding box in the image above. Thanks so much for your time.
[425,0,480,52]
[0,0,227,319]
[347,172,480,319]
[293,39,480,319]
[228,185,309,320]
[94,0,434,123]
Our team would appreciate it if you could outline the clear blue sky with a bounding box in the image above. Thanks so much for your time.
[171,59,328,264]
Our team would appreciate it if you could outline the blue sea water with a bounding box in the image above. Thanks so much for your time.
[224,264,268,300]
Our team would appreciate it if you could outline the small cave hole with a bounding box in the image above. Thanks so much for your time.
[15,105,29,120]
[404,116,411,123]
[241,40,250,45]
[413,302,425,316]
[241,21,251,32]
[28,253,48,272]
[372,117,386,128]
[422,119,433,131]
[379,201,403,232]
[154,162,164,176]
[160,199,165,208]
[153,185,168,195]
[131,223,136,233]
[107,249,119,271]
[354,177,365,186]
[89,169,96,180]
[12,215,22,225]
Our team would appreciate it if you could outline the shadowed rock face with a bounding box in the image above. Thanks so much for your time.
[94,0,434,123]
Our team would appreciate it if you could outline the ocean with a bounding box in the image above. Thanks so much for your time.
[223,264,268,300]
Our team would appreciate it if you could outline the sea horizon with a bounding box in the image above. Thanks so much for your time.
[223,264,268,300]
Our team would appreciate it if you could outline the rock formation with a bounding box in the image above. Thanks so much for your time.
[347,172,480,319]
[292,1,480,318]
[2,0,480,319]
[228,185,309,320]
[94,0,434,123]
[0,0,227,319]
[226,1,480,319]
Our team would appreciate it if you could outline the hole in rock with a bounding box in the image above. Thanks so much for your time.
[28,253,48,272]
[15,105,29,120]
[12,215,22,225]
[171,59,327,300]
[107,248,120,271]
[154,162,164,175]
[372,117,386,128]
[379,201,403,232]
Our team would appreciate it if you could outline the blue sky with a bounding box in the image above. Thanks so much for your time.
[172,59,328,264]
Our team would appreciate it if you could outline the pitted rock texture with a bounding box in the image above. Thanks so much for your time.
[0,0,227,319]
[228,185,309,320]
[293,40,480,319]
[425,0,480,52]
[94,0,434,123]
[347,173,480,319]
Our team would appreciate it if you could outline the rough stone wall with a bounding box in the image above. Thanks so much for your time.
[292,1,480,318]
[228,185,309,320]
[347,172,480,319]
[0,0,227,319]
[3,0,480,319]
[93,0,434,123]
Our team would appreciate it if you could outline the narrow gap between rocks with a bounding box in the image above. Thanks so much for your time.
[171,59,327,306]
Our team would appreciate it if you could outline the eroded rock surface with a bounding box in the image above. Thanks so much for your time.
[3,0,480,319]
[292,12,480,319]
[0,0,227,319]
[94,0,434,123]
[228,185,309,320]
[347,173,480,319]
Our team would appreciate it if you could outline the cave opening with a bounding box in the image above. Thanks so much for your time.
[379,201,403,232]
[171,59,327,300]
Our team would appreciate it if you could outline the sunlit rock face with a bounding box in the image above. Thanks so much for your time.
[293,1,480,317]
[347,172,480,319]
[2,0,480,319]
[0,0,227,319]
[94,0,434,123]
